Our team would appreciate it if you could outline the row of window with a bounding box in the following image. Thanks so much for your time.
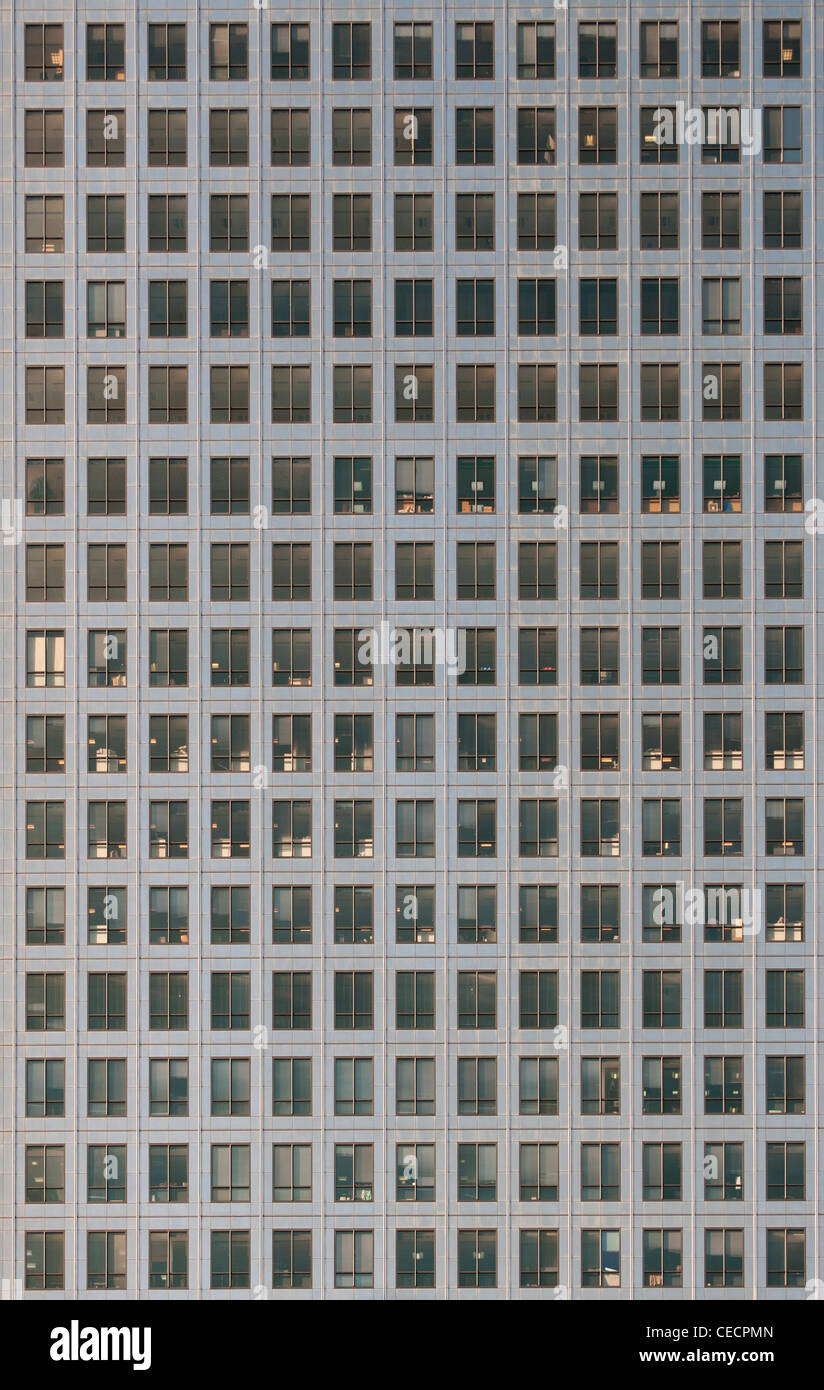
[21,966,813,1031]
[23,1052,809,1118]
[21,540,814,604]
[23,624,810,688]
[19,710,817,777]
[21,19,807,85]
[21,881,810,948]
[19,451,812,517]
[20,275,811,341]
[18,1140,816,1206]
[20,190,808,256]
[21,362,809,424]
[21,1224,812,1292]
[21,795,813,861]
[21,102,807,167]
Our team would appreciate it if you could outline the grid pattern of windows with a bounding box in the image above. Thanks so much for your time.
[5,1,822,1299]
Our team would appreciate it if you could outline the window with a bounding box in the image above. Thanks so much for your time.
[640,106,678,164]
[271,887,311,946]
[212,1059,250,1116]
[271,109,310,167]
[147,109,184,167]
[458,1058,497,1116]
[271,23,309,80]
[581,884,620,942]
[26,887,65,944]
[149,455,188,517]
[210,366,249,423]
[458,1230,497,1289]
[395,194,433,252]
[765,884,804,944]
[581,1230,620,1288]
[210,1232,250,1290]
[25,109,64,167]
[88,1144,127,1202]
[643,1057,681,1115]
[148,23,186,81]
[519,886,558,944]
[643,1143,682,1200]
[456,194,495,253]
[643,1230,682,1288]
[702,21,740,78]
[581,971,620,1029]
[26,366,64,424]
[394,23,432,80]
[334,1231,373,1289]
[25,281,63,339]
[459,1143,497,1202]
[335,971,373,1030]
[273,1145,312,1200]
[643,970,682,1028]
[26,1059,65,1117]
[395,280,432,337]
[763,20,801,78]
[705,1229,743,1289]
[148,281,186,338]
[767,967,805,1034]
[702,541,741,599]
[149,1234,188,1291]
[209,109,248,166]
[703,626,741,685]
[702,191,740,250]
[519,799,559,858]
[579,107,616,164]
[332,194,369,252]
[332,108,371,166]
[517,107,555,165]
[86,23,125,81]
[766,1056,805,1115]
[519,1058,558,1116]
[457,800,496,858]
[26,972,65,1029]
[581,1058,620,1116]
[210,280,249,338]
[394,108,433,166]
[456,21,494,79]
[395,885,435,946]
[640,21,678,78]
[517,22,555,79]
[767,1230,805,1290]
[640,192,678,250]
[273,972,311,1031]
[148,195,185,253]
[764,191,802,249]
[764,363,803,420]
[25,24,63,81]
[87,1232,127,1291]
[519,713,557,772]
[272,800,312,858]
[639,800,678,850]
[578,21,616,77]
[210,24,247,81]
[149,543,188,601]
[332,886,372,947]
[580,628,618,686]
[148,366,187,422]
[333,22,370,80]
[702,105,742,163]
[457,886,497,944]
[579,363,618,421]
[26,195,64,253]
[701,362,741,421]
[272,1058,311,1117]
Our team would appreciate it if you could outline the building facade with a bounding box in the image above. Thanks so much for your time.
[1,0,822,1298]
